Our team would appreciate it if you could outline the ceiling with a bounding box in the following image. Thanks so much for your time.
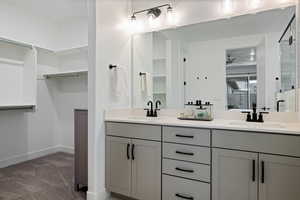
[3,0,87,22]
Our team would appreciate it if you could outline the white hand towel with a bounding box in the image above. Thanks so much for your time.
[109,66,129,101]
[140,73,146,92]
[145,72,152,98]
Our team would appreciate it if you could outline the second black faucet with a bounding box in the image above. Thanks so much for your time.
[145,100,161,117]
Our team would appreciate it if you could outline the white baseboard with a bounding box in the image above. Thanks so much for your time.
[87,190,110,200]
[57,146,74,154]
[0,146,59,168]
[0,145,74,168]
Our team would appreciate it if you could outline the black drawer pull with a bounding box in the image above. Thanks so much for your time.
[131,144,135,160]
[175,150,194,156]
[175,167,194,173]
[252,160,256,182]
[175,193,194,200]
[175,134,194,139]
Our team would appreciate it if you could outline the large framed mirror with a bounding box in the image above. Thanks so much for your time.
[132,5,298,113]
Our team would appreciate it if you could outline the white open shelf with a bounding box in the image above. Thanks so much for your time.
[0,104,35,111]
[226,62,257,67]
[0,57,24,65]
[43,69,88,79]
[0,39,37,109]
[153,74,166,78]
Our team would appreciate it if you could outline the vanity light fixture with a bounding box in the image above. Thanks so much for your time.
[130,4,174,28]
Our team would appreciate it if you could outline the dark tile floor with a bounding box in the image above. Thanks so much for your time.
[0,152,86,200]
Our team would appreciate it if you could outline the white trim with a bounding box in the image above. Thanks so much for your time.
[87,190,110,200]
[57,146,75,154]
[0,145,74,168]
[0,146,59,168]
[43,69,88,79]
[0,57,24,65]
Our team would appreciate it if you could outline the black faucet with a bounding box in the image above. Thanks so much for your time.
[145,101,154,117]
[276,100,285,112]
[153,100,161,117]
[145,100,161,117]
[242,103,269,123]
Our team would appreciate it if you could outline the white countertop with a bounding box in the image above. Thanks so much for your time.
[105,116,300,135]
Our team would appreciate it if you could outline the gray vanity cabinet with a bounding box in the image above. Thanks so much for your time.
[259,154,300,200]
[105,122,161,200]
[212,149,258,200]
[106,136,132,196]
[212,130,300,200]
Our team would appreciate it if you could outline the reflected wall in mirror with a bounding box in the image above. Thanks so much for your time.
[132,6,297,112]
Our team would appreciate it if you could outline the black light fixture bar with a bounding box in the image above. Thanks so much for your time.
[132,4,171,16]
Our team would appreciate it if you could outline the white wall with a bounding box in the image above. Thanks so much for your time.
[58,18,89,51]
[88,0,131,199]
[0,1,88,51]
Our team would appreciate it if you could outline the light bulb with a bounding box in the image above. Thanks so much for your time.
[223,0,234,14]
[148,13,160,28]
[167,6,174,25]
[128,15,144,34]
[130,15,137,28]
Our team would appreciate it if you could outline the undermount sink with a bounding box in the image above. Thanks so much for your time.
[128,116,160,120]
[229,121,286,129]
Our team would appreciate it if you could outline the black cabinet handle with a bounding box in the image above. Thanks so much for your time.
[175,167,194,173]
[131,144,135,160]
[175,134,194,139]
[127,143,130,160]
[175,150,194,156]
[175,193,194,200]
[252,160,256,182]
[261,161,265,183]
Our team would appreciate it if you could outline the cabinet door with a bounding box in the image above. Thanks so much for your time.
[131,139,161,200]
[106,137,132,197]
[259,154,300,200]
[212,149,258,200]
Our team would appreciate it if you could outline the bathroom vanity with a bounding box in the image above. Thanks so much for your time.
[105,117,300,200]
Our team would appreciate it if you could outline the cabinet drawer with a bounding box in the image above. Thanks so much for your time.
[163,159,210,182]
[212,130,300,157]
[163,126,210,146]
[163,175,210,200]
[163,143,210,164]
[106,122,161,141]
